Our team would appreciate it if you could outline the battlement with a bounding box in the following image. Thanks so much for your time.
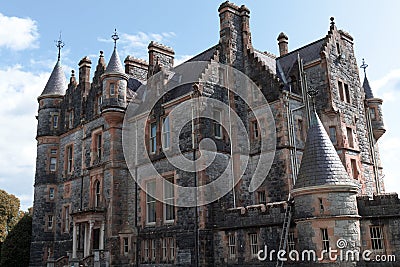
[357,193,400,217]
[216,202,286,229]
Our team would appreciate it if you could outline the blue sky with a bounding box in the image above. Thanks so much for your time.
[1,1,399,210]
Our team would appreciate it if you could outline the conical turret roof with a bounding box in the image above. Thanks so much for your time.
[40,60,67,97]
[362,75,374,99]
[105,47,124,73]
[294,112,356,189]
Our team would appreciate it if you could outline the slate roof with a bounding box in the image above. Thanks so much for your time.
[362,75,374,99]
[294,111,356,189]
[106,47,124,73]
[276,38,325,81]
[40,60,67,97]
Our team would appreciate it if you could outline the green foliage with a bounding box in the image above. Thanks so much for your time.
[0,214,32,267]
[0,189,22,242]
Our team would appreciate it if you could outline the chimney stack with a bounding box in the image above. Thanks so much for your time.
[78,56,92,96]
[148,41,174,78]
[277,32,289,56]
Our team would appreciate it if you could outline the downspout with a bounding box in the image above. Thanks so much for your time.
[365,102,381,194]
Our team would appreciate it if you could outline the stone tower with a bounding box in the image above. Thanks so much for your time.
[30,55,67,264]
[292,111,361,266]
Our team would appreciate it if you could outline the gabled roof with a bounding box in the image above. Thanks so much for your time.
[106,47,124,73]
[362,75,374,99]
[40,60,67,97]
[294,112,356,189]
[276,38,325,81]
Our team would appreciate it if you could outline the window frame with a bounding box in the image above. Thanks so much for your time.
[52,114,59,129]
[47,215,54,230]
[321,228,329,252]
[150,122,157,154]
[123,237,129,255]
[95,180,101,207]
[213,109,222,139]
[62,205,70,233]
[329,126,337,145]
[370,225,385,252]
[287,231,295,252]
[49,187,55,200]
[146,180,157,225]
[162,116,170,150]
[257,190,266,205]
[66,145,74,174]
[228,233,236,259]
[249,233,259,258]
[163,177,175,223]
[110,82,116,96]
[346,127,354,148]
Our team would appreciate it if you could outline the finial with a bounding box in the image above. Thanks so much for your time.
[111,29,119,49]
[71,69,75,77]
[55,32,65,61]
[330,17,335,30]
[307,86,319,111]
[360,58,368,77]
[100,50,104,57]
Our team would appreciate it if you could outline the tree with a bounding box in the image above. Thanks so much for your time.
[0,214,32,267]
[0,189,22,242]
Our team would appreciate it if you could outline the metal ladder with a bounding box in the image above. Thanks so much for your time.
[276,201,293,267]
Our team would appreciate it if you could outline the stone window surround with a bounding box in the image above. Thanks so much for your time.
[248,232,259,259]
[119,234,132,256]
[337,79,351,104]
[91,127,104,165]
[227,232,237,259]
[62,204,71,233]
[50,112,59,130]
[249,119,260,141]
[89,170,103,208]
[161,236,175,263]
[161,115,171,151]
[46,146,59,174]
[44,213,55,232]
[94,93,102,115]
[141,171,177,227]
[148,120,158,154]
[369,225,386,252]
[106,79,118,98]
[45,185,57,202]
[64,143,74,174]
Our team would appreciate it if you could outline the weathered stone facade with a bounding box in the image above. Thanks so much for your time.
[30,2,399,267]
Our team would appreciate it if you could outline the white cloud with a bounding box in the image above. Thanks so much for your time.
[370,69,400,96]
[371,69,400,195]
[98,31,177,60]
[0,13,39,50]
[174,55,195,66]
[0,65,49,211]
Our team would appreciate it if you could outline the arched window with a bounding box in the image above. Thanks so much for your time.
[95,180,101,207]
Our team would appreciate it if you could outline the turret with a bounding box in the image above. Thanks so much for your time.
[361,60,385,140]
[101,29,129,114]
[292,110,361,263]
